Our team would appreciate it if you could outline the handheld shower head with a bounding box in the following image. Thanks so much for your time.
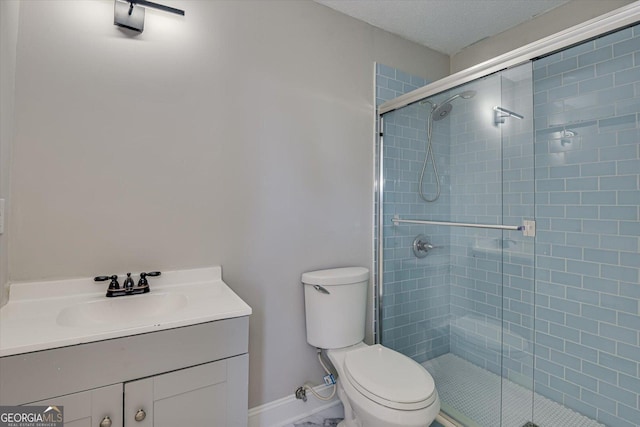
[439,90,477,106]
[431,90,476,121]
[460,90,477,99]
[420,88,477,202]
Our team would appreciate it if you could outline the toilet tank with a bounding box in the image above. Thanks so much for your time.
[301,267,369,349]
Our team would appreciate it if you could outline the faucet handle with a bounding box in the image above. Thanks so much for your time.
[137,271,161,292]
[95,275,120,289]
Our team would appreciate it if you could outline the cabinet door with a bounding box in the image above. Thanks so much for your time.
[30,383,122,427]
[124,360,228,427]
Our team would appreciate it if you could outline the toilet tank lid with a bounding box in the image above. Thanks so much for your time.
[301,267,369,286]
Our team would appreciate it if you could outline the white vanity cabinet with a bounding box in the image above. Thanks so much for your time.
[1,317,250,427]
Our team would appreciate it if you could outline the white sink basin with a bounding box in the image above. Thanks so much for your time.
[0,266,252,357]
[56,293,188,327]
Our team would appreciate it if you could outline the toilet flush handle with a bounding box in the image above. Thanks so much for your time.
[313,285,330,295]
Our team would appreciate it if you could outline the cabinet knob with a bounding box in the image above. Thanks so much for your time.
[100,416,112,427]
[135,409,146,422]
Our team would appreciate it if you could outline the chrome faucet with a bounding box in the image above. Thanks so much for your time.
[94,271,161,297]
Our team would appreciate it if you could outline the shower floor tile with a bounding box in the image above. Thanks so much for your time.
[423,353,604,427]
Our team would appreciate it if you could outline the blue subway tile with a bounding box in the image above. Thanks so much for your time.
[599,351,638,376]
[565,341,598,363]
[616,95,640,116]
[618,372,640,394]
[599,113,636,131]
[617,343,640,363]
[618,190,640,205]
[566,314,598,334]
[563,41,595,58]
[579,75,614,93]
[549,57,578,76]
[596,53,634,76]
[563,66,596,84]
[565,177,598,190]
[581,191,616,205]
[602,293,638,314]
[535,52,563,68]
[536,74,563,92]
[583,219,619,235]
[581,304,617,323]
[613,37,640,57]
[618,404,640,426]
[620,252,640,268]
[600,206,638,220]
[616,66,640,86]
[599,382,638,408]
[599,323,638,346]
[580,161,616,176]
[596,412,635,427]
[595,27,633,48]
[578,46,613,67]
[581,362,618,386]
[600,235,638,252]
[550,376,581,397]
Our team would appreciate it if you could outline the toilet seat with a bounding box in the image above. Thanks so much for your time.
[343,344,437,411]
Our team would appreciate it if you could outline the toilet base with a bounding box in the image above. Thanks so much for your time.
[328,344,440,427]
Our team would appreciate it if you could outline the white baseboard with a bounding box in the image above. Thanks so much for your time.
[248,384,341,427]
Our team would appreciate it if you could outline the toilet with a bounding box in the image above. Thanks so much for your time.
[302,267,440,427]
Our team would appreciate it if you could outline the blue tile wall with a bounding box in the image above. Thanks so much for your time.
[533,23,640,427]
[375,64,451,362]
[447,65,536,390]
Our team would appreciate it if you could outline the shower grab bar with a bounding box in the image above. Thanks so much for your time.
[391,217,525,232]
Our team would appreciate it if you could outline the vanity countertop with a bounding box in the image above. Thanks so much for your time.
[0,266,251,357]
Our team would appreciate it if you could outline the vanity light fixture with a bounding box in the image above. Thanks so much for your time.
[114,0,184,33]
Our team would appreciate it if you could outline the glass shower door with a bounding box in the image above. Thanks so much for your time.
[378,63,535,426]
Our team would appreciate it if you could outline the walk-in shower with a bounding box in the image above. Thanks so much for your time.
[375,5,640,427]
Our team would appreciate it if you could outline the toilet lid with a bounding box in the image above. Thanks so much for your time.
[343,344,436,410]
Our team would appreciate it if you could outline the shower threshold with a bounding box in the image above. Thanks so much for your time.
[423,353,604,427]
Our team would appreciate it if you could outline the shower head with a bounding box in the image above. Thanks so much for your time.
[460,90,477,99]
[439,90,477,106]
[432,103,453,121]
[431,90,476,121]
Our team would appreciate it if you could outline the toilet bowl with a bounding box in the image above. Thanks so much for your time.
[302,267,440,427]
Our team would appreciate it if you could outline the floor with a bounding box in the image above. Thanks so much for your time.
[284,403,344,427]
[422,353,604,427]
[285,395,442,427]
[286,353,602,427]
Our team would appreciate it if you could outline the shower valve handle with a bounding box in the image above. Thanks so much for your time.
[412,234,439,258]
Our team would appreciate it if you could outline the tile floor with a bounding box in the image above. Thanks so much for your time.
[284,403,344,427]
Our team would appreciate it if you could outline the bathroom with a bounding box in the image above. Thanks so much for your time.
[0,1,638,426]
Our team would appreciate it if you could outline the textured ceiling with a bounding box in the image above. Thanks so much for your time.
[314,0,572,55]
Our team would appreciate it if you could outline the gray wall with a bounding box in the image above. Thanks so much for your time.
[450,0,635,73]
[0,0,19,306]
[1,0,449,407]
